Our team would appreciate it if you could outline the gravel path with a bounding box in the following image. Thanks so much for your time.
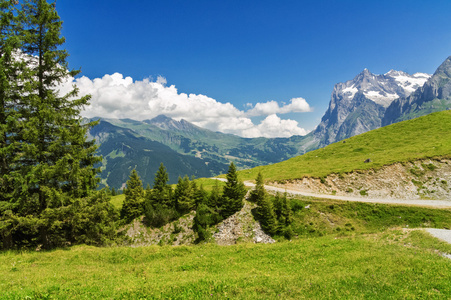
[213,178,451,208]
[246,181,451,208]
[424,228,451,244]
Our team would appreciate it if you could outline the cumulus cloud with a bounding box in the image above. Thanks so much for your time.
[59,73,312,138]
[245,97,311,117]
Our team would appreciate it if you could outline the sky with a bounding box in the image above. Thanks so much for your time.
[55,0,451,138]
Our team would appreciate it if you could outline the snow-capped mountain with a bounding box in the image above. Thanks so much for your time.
[336,69,430,108]
[383,56,451,126]
[311,68,430,148]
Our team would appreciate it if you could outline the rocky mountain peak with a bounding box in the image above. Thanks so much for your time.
[383,56,451,126]
[144,115,204,135]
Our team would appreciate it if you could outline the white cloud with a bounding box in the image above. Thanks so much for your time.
[60,73,311,138]
[245,97,312,116]
[241,114,308,138]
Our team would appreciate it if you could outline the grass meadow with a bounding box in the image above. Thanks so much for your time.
[1,230,450,299]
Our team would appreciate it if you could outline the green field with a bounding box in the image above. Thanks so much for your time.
[1,230,450,299]
[237,110,451,182]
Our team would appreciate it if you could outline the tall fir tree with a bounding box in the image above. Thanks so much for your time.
[174,175,194,214]
[121,169,144,223]
[0,1,23,249]
[273,192,293,238]
[221,162,246,218]
[149,162,173,208]
[250,172,277,235]
[0,0,104,250]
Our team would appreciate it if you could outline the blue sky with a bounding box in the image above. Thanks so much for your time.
[56,0,451,137]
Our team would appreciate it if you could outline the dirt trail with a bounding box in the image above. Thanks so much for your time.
[246,181,451,208]
[213,178,451,208]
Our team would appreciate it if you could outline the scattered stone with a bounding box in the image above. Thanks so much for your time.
[213,201,275,245]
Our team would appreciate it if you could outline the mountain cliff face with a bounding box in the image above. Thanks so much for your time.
[383,56,451,126]
[312,68,430,148]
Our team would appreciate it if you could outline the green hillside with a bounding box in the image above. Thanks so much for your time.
[239,110,451,182]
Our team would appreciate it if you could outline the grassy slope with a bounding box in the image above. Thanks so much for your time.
[1,231,450,299]
[238,110,451,182]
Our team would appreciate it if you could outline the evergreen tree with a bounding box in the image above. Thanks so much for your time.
[0,0,104,249]
[0,0,22,249]
[273,192,293,238]
[250,172,277,235]
[193,184,208,209]
[120,169,144,223]
[150,162,173,208]
[208,179,222,210]
[221,162,246,218]
[249,171,265,204]
[174,175,194,214]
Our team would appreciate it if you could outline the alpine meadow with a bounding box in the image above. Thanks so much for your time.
[1,1,451,299]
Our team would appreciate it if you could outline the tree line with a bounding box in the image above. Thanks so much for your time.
[120,162,247,242]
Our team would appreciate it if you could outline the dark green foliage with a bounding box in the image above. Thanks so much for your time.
[143,163,178,227]
[0,0,113,250]
[250,173,277,235]
[148,163,174,208]
[193,184,208,209]
[120,169,144,223]
[70,189,119,246]
[207,179,222,210]
[273,193,294,239]
[249,172,265,204]
[174,176,194,214]
[192,184,222,243]
[143,203,178,228]
[221,162,246,218]
[192,203,214,243]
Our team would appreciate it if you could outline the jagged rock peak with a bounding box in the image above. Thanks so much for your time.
[433,55,451,77]
[146,114,198,132]
[335,67,430,108]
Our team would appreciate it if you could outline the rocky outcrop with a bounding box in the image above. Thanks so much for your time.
[213,202,275,245]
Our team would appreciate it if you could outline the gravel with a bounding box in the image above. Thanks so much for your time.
[424,228,451,244]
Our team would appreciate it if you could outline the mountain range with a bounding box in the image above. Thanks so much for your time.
[88,56,451,189]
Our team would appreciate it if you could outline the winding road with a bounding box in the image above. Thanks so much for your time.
[213,178,451,208]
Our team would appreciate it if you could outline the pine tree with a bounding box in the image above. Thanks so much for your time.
[0,0,102,249]
[174,175,194,214]
[249,171,265,205]
[250,172,277,235]
[120,169,144,223]
[221,162,246,218]
[273,192,293,238]
[150,162,173,208]
[208,179,222,210]
[0,1,22,249]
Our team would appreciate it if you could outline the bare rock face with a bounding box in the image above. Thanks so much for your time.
[213,202,275,246]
